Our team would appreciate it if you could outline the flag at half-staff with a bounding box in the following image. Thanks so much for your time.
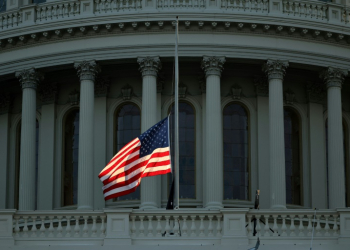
[99,117,172,200]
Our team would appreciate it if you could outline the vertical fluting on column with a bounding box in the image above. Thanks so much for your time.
[321,67,348,209]
[15,68,42,210]
[74,60,100,210]
[201,56,225,209]
[138,56,162,209]
[263,60,289,209]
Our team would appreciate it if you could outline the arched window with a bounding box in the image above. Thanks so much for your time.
[223,103,249,200]
[169,102,196,199]
[114,103,141,201]
[62,109,79,206]
[284,107,302,205]
[15,120,39,209]
[325,119,349,207]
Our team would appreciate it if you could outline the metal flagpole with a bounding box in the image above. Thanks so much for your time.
[174,16,180,209]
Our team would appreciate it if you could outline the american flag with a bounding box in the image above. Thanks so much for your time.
[99,117,171,200]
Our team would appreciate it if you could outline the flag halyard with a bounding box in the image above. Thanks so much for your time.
[99,117,171,201]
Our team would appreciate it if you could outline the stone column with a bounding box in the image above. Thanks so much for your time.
[320,67,348,209]
[201,56,225,209]
[15,68,42,210]
[37,82,57,210]
[262,60,289,209]
[0,93,11,209]
[74,60,100,210]
[138,56,162,209]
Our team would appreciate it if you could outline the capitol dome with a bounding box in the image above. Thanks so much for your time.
[0,0,350,249]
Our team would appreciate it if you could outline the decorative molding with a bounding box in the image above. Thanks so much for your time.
[0,92,11,114]
[137,56,162,77]
[306,81,326,104]
[320,67,348,89]
[179,83,187,98]
[284,89,295,105]
[201,56,225,77]
[74,60,101,81]
[15,68,43,89]
[262,60,289,80]
[38,82,58,104]
[231,84,242,100]
[69,89,80,105]
[254,76,268,97]
[121,84,133,100]
[95,77,110,97]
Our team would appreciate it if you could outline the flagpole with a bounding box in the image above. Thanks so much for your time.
[174,16,180,209]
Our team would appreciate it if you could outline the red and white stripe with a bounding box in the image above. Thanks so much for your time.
[98,138,171,200]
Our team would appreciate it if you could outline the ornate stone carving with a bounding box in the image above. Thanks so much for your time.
[320,67,348,89]
[201,56,225,77]
[74,60,101,81]
[284,89,295,105]
[179,83,187,98]
[231,84,242,100]
[262,60,289,80]
[38,82,58,104]
[121,84,133,100]
[69,89,80,105]
[0,92,11,114]
[137,56,162,77]
[254,76,268,96]
[306,81,326,104]
[15,68,43,89]
[95,77,110,97]
[198,74,206,93]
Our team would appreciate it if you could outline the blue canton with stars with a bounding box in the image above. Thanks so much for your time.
[138,117,170,157]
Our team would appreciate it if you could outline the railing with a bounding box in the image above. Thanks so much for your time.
[220,0,269,13]
[35,1,81,23]
[0,0,349,33]
[282,0,328,20]
[13,211,106,239]
[246,210,339,239]
[0,208,349,246]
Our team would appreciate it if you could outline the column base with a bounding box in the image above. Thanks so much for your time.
[205,201,223,210]
[270,204,287,209]
[77,205,93,210]
[139,202,158,209]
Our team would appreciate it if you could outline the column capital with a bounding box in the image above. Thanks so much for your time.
[15,68,43,89]
[262,59,289,80]
[137,56,162,77]
[320,67,348,89]
[74,60,101,81]
[201,56,225,77]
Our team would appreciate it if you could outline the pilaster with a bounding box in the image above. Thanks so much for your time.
[15,68,42,210]
[262,59,288,209]
[201,56,225,209]
[320,67,348,209]
[74,60,100,210]
[37,82,57,210]
[138,56,162,209]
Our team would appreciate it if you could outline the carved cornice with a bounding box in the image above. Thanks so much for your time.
[95,77,110,97]
[262,60,289,81]
[0,92,11,114]
[15,68,43,89]
[74,60,101,81]
[201,56,225,77]
[320,67,348,89]
[254,76,268,96]
[306,81,326,104]
[137,56,162,77]
[38,82,58,104]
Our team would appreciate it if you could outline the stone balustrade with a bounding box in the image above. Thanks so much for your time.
[0,0,349,33]
[1,208,349,246]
